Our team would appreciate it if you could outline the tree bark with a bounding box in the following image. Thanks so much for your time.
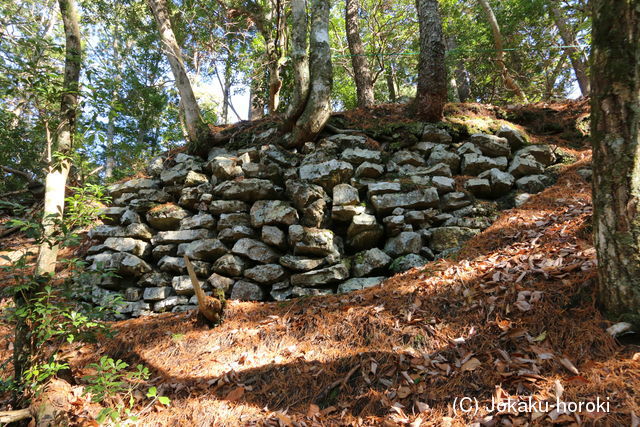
[282,0,310,132]
[35,0,81,276]
[591,0,640,322]
[447,36,472,103]
[414,0,447,121]
[290,0,332,146]
[248,83,264,120]
[478,0,528,103]
[550,5,590,97]
[147,0,210,153]
[345,0,374,108]
[385,64,397,102]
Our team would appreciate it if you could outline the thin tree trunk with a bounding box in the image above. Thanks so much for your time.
[385,64,397,102]
[591,0,640,321]
[414,0,447,121]
[249,82,264,120]
[222,60,231,124]
[447,36,471,102]
[147,0,210,153]
[550,5,590,96]
[478,0,528,103]
[290,0,332,146]
[345,0,374,108]
[36,0,81,276]
[282,0,310,132]
[21,0,81,395]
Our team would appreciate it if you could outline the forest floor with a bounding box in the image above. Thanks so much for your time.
[1,100,639,426]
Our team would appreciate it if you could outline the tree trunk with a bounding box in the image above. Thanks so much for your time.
[447,36,472,103]
[591,0,640,322]
[478,0,528,103]
[21,0,81,396]
[222,60,232,124]
[550,5,590,97]
[414,0,447,121]
[282,0,310,132]
[289,0,332,146]
[147,0,210,153]
[345,0,374,108]
[248,84,264,120]
[385,64,397,102]
[35,0,81,276]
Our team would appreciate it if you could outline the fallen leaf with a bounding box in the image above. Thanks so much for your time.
[461,357,482,372]
[397,386,412,398]
[224,386,245,401]
[306,403,320,417]
[557,357,579,375]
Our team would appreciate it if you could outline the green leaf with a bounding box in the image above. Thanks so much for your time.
[146,386,157,398]
[158,396,171,406]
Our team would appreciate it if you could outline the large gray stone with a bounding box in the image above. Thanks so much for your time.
[515,145,555,166]
[299,160,354,190]
[441,192,472,211]
[103,237,150,257]
[431,176,456,194]
[341,148,382,165]
[461,154,508,175]
[290,263,349,287]
[209,200,250,214]
[286,180,329,228]
[230,280,266,300]
[231,238,280,263]
[138,271,172,287]
[214,179,279,201]
[143,286,174,301]
[367,182,401,197]
[279,255,327,271]
[516,175,548,193]
[213,254,251,277]
[101,252,152,278]
[146,204,190,231]
[332,184,359,206]
[478,168,515,197]
[158,256,210,276]
[389,254,428,273]
[422,124,452,144]
[331,204,365,222]
[244,264,286,284]
[371,188,439,215]
[184,171,209,187]
[108,178,159,197]
[464,178,492,198]
[172,275,205,296]
[352,248,392,277]
[384,231,422,257]
[337,277,385,293]
[427,149,460,173]
[355,162,384,178]
[469,134,511,157]
[508,155,545,178]
[261,226,287,249]
[176,239,228,261]
[154,295,189,312]
[207,156,243,180]
[180,213,216,230]
[207,273,235,293]
[217,212,251,230]
[346,213,383,250]
[218,225,255,242]
[88,225,125,240]
[125,223,153,240]
[152,229,213,245]
[392,150,425,167]
[497,125,527,150]
[250,200,299,227]
[288,225,339,257]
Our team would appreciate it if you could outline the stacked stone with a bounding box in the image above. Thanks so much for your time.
[84,124,556,317]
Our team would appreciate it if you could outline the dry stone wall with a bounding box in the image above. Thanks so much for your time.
[83,124,557,317]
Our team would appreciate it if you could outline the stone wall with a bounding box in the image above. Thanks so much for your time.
[83,123,557,317]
